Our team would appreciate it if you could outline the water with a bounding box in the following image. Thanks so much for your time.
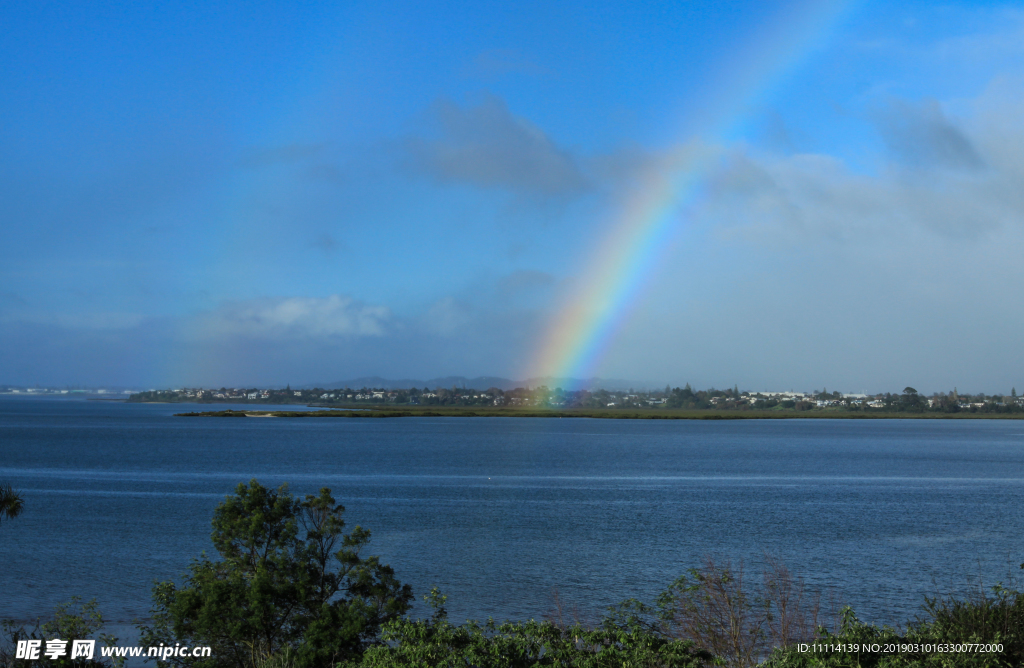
[2,397,1023,638]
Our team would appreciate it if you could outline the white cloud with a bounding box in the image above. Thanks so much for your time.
[192,295,391,340]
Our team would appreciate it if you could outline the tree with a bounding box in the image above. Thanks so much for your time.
[898,387,925,413]
[0,483,24,526]
[140,480,412,668]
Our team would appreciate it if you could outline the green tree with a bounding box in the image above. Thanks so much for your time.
[898,387,925,413]
[0,483,24,527]
[140,480,412,668]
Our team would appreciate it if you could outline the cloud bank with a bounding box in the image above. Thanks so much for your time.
[404,95,590,198]
[190,295,391,340]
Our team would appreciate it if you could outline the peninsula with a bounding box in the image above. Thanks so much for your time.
[138,381,1024,418]
[166,384,1024,419]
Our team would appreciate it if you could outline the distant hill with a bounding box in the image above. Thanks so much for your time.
[305,376,655,392]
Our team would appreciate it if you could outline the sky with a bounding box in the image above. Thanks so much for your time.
[2,0,1023,393]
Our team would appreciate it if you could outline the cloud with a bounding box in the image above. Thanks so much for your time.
[872,98,983,170]
[588,140,718,198]
[0,285,547,386]
[404,95,590,198]
[698,87,1024,242]
[566,81,1024,391]
[192,295,391,340]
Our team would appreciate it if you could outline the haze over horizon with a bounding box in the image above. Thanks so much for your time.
[3,1,1024,394]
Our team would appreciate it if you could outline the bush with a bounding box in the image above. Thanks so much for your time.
[762,584,1024,667]
[350,588,713,668]
[1,597,122,668]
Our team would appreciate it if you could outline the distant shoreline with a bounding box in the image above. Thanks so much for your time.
[175,407,1024,420]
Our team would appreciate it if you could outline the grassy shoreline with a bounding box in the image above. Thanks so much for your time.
[174,406,1024,419]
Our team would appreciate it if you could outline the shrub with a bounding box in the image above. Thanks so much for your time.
[0,597,122,668]
[350,588,713,668]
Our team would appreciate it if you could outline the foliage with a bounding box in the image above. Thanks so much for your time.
[917,581,1024,665]
[762,582,1024,667]
[352,557,836,668]
[138,480,412,668]
[0,483,24,526]
[0,597,122,668]
[349,588,713,668]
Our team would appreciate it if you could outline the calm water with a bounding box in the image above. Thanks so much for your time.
[2,397,1024,635]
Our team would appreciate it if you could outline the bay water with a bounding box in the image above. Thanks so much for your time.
[2,397,1023,638]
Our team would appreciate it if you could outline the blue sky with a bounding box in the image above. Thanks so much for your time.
[2,0,1024,392]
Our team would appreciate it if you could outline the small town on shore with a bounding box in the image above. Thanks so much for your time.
[117,384,1024,414]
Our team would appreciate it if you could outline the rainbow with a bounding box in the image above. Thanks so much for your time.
[528,0,856,385]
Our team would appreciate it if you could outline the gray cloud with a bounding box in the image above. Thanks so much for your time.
[404,95,590,198]
[587,141,717,200]
[872,98,984,170]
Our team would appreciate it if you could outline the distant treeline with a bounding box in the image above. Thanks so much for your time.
[131,384,1024,414]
